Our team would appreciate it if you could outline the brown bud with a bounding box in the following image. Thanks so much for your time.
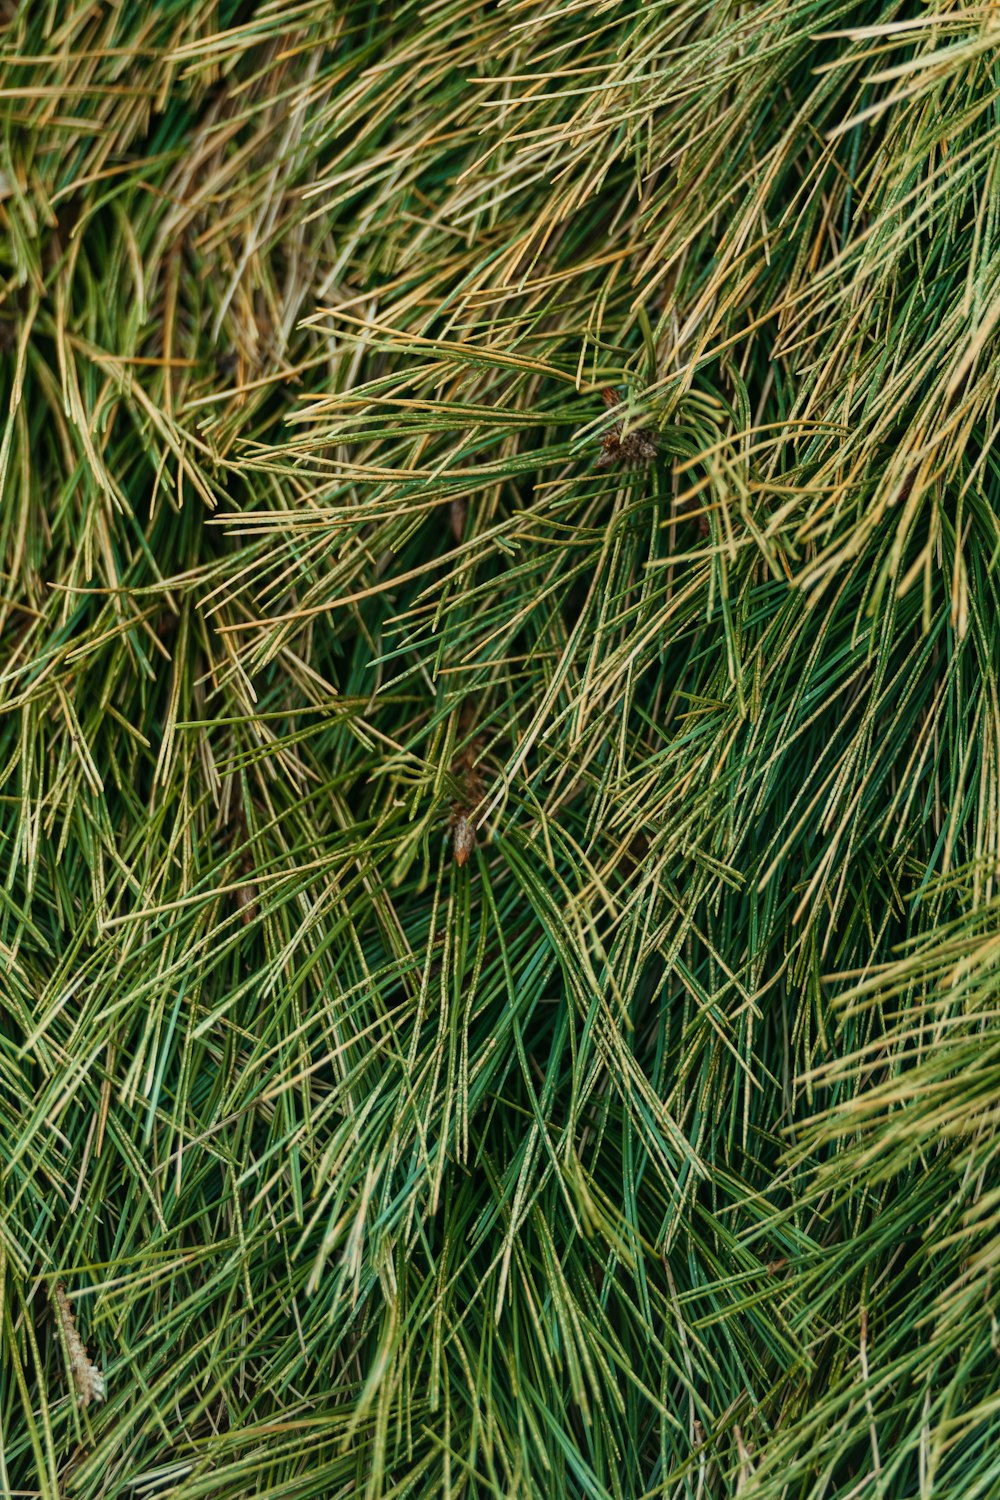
[453,814,476,866]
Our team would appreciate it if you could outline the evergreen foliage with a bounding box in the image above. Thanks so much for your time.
[1,3,998,1496]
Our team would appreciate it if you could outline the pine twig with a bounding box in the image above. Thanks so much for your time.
[52,1283,105,1407]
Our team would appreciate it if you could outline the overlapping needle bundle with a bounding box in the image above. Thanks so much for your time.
[1,3,998,1497]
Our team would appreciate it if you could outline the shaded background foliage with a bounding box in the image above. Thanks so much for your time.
[0,1,999,1496]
